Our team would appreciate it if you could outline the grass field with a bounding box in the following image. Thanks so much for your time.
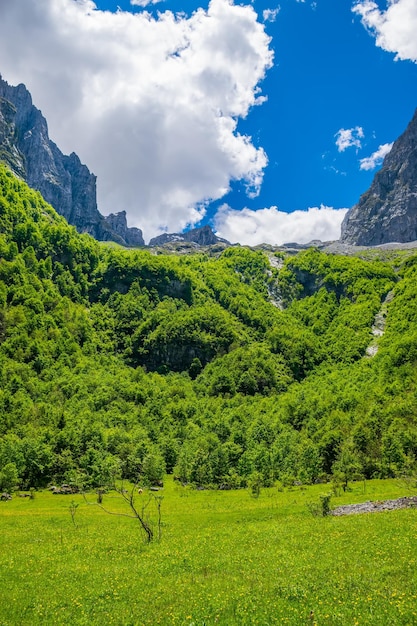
[1,478,417,625]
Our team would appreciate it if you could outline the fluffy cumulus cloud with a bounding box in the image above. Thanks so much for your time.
[335,127,364,152]
[0,0,272,241]
[359,142,393,170]
[353,0,417,62]
[214,205,348,246]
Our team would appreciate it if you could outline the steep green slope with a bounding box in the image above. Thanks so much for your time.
[0,163,416,492]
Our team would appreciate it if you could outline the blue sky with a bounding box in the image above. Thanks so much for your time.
[0,0,416,244]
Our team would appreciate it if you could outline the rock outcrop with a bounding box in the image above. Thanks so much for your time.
[149,224,229,247]
[341,108,417,245]
[0,76,144,247]
[100,210,145,247]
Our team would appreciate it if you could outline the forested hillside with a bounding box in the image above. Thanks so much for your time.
[1,163,417,492]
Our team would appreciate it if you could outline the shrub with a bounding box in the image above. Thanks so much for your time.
[307,493,332,517]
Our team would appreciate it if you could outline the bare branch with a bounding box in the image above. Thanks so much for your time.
[82,483,154,542]
[82,491,136,516]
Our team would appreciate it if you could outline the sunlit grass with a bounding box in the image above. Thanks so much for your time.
[1,478,417,625]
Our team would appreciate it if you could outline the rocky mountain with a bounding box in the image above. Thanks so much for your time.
[341,108,417,246]
[149,224,229,247]
[0,76,144,247]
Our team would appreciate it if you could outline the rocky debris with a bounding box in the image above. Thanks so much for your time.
[265,253,285,309]
[0,76,144,247]
[341,108,417,245]
[365,290,394,357]
[267,285,284,310]
[149,225,229,248]
[267,255,285,270]
[331,496,417,516]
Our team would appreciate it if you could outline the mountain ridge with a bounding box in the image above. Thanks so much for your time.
[149,224,230,248]
[341,107,417,245]
[2,76,417,252]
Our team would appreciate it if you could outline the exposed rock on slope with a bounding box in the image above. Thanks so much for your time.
[149,224,229,247]
[365,290,394,358]
[0,76,144,247]
[341,108,417,245]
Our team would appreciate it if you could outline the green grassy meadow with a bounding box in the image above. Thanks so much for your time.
[1,478,417,626]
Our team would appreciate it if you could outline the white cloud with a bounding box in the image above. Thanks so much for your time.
[214,204,348,246]
[131,0,163,7]
[359,142,393,170]
[353,0,417,62]
[335,126,364,152]
[0,0,273,241]
[263,7,280,22]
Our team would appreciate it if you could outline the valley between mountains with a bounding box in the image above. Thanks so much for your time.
[1,77,417,626]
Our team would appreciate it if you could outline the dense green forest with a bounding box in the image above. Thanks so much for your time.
[1,162,417,492]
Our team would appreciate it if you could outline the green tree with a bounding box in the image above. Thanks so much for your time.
[142,448,166,486]
[0,462,19,492]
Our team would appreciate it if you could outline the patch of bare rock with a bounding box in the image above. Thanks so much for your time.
[330,496,417,516]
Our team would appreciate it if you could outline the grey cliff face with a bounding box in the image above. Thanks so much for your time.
[0,97,26,178]
[149,224,229,247]
[0,76,144,247]
[341,108,417,245]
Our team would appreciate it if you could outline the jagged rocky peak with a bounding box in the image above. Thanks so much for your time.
[341,108,417,246]
[149,224,229,247]
[103,211,144,247]
[0,75,144,247]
